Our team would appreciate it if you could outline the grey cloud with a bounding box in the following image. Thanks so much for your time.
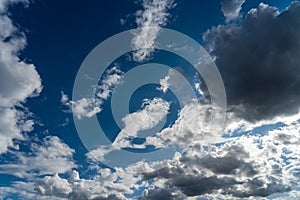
[140,120,300,199]
[221,0,246,21]
[204,2,300,121]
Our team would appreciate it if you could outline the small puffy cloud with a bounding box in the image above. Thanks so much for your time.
[131,0,175,62]
[61,66,123,119]
[204,2,300,121]
[221,0,246,21]
[35,174,72,196]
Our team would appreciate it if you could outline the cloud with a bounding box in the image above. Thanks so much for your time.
[0,136,76,178]
[86,97,170,162]
[62,66,123,119]
[221,0,246,21]
[2,116,299,199]
[33,168,140,200]
[35,174,72,196]
[0,0,42,154]
[131,0,175,62]
[146,100,221,148]
[141,117,300,199]
[114,98,170,147]
[203,2,300,121]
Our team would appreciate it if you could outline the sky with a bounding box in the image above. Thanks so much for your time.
[0,0,300,199]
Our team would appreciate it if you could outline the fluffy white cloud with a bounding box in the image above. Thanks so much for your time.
[131,0,175,62]
[0,0,42,154]
[221,0,246,21]
[62,66,123,119]
[86,97,170,162]
[114,98,170,147]
[33,167,141,200]
[0,136,76,178]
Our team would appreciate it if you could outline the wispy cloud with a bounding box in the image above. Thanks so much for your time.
[131,0,175,62]
[61,66,124,119]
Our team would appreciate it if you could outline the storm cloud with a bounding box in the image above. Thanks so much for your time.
[204,2,300,121]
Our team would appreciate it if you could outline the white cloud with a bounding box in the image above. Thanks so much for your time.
[114,98,170,147]
[131,0,175,62]
[33,168,139,200]
[0,0,42,154]
[0,136,76,178]
[141,118,300,199]
[86,97,170,162]
[146,100,221,148]
[221,0,246,21]
[35,174,72,196]
[62,66,123,119]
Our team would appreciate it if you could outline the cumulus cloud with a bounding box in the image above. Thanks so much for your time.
[33,167,142,200]
[221,0,246,21]
[131,0,175,62]
[204,2,300,121]
[62,66,123,119]
[0,0,42,154]
[141,117,300,199]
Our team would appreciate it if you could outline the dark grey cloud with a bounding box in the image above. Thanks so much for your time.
[139,188,179,200]
[204,2,300,121]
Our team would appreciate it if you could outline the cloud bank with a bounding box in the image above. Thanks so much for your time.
[0,0,42,154]
[204,2,300,122]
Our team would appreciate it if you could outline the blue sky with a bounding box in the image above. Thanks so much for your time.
[0,0,300,199]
